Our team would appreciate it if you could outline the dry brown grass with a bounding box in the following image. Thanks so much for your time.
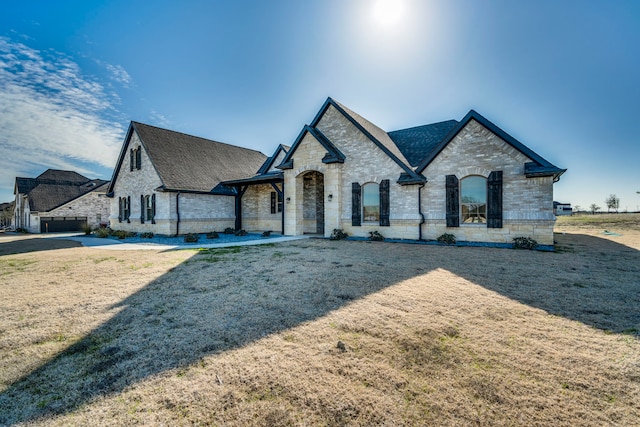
[0,225,638,426]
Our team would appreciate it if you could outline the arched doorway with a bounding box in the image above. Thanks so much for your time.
[301,171,324,234]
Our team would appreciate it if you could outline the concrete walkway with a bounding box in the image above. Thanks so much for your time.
[54,233,312,250]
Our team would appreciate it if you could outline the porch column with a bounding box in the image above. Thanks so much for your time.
[234,185,248,231]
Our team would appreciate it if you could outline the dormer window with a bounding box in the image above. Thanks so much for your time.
[130,146,142,171]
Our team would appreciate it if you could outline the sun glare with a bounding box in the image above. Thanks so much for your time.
[373,0,404,27]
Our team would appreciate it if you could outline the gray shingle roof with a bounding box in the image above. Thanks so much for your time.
[130,122,267,193]
[15,177,38,194]
[332,100,412,167]
[37,169,89,183]
[14,169,108,212]
[388,120,460,167]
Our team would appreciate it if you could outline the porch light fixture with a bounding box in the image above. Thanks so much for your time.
[328,194,333,201]
[286,197,291,203]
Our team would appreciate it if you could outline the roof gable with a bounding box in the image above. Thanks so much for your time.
[288,98,425,184]
[107,122,267,194]
[257,144,289,175]
[415,110,565,180]
[277,125,345,170]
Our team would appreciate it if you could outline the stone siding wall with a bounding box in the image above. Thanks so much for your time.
[241,184,282,233]
[315,105,420,239]
[284,108,556,244]
[421,119,556,244]
[48,190,110,229]
[109,130,236,235]
[110,131,165,233]
[17,188,110,233]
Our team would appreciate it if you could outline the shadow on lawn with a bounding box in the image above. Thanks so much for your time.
[0,233,638,424]
[0,235,82,255]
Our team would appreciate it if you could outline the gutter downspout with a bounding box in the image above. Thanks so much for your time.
[176,192,181,236]
[281,180,285,235]
[418,183,425,240]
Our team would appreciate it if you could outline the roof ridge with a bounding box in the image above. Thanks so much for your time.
[327,98,413,170]
[388,119,459,134]
[132,121,264,155]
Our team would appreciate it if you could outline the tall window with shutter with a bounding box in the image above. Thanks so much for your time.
[130,147,142,170]
[352,180,390,227]
[125,196,130,222]
[140,194,156,224]
[140,195,145,224]
[136,147,142,170]
[270,192,283,214]
[379,179,390,226]
[487,171,503,228]
[461,176,487,224]
[362,183,380,223]
[351,183,361,226]
[446,172,502,228]
[119,196,131,223]
[151,194,156,224]
[445,175,459,227]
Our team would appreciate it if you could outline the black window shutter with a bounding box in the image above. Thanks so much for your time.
[118,197,122,222]
[136,147,142,170]
[270,192,276,214]
[127,196,131,222]
[129,149,134,171]
[379,179,390,226]
[140,195,145,224]
[487,171,503,228]
[352,182,361,226]
[445,175,459,227]
[151,194,156,224]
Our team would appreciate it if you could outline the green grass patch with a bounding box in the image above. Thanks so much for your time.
[556,213,640,230]
[198,246,245,255]
[0,258,37,269]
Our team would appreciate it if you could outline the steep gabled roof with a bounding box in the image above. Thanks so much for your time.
[27,179,108,212]
[257,144,289,175]
[277,125,346,170]
[325,99,412,167]
[283,98,425,184]
[415,110,566,180]
[388,120,460,167]
[107,122,267,194]
[15,177,38,195]
[14,168,108,212]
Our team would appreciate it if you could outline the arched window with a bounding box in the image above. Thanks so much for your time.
[362,182,380,222]
[461,176,486,223]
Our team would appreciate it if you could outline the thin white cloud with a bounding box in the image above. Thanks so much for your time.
[104,63,133,88]
[0,37,125,199]
[149,110,171,128]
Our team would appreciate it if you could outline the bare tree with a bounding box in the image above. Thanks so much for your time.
[589,203,601,215]
[605,194,620,213]
[0,205,13,227]
[573,205,581,213]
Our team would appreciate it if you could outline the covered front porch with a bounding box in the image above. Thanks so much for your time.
[222,172,284,235]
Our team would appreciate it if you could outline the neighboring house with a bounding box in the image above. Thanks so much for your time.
[225,97,565,245]
[106,122,267,235]
[554,202,572,216]
[12,169,110,233]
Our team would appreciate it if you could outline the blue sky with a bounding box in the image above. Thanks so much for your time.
[1,0,639,211]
